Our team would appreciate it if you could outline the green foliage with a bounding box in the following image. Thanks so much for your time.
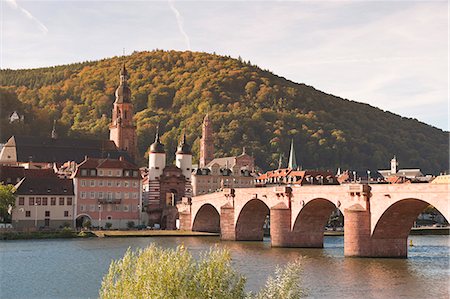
[251,260,304,299]
[1,50,448,173]
[127,221,135,229]
[105,222,112,229]
[60,227,74,237]
[82,219,91,229]
[99,245,247,299]
[0,183,16,222]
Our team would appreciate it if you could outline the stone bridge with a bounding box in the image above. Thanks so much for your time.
[177,183,449,258]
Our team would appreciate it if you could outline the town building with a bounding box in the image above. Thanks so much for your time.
[378,156,432,183]
[72,156,142,229]
[255,140,338,186]
[12,173,75,230]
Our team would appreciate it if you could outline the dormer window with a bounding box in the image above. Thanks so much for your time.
[90,169,96,176]
[81,169,87,176]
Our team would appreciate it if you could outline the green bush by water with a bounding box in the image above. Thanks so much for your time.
[100,245,303,299]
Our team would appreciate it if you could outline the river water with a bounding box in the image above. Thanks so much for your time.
[0,235,449,298]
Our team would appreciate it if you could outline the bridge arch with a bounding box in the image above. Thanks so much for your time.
[192,204,220,233]
[235,199,270,241]
[292,198,341,247]
[372,198,448,239]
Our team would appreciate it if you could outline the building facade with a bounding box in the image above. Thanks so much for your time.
[12,176,75,229]
[192,164,255,196]
[73,157,142,229]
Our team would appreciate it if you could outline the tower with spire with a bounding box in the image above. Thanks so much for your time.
[199,113,214,168]
[288,139,298,170]
[109,64,137,161]
[148,127,166,181]
[176,131,193,197]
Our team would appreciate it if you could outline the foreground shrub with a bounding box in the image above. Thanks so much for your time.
[100,245,303,299]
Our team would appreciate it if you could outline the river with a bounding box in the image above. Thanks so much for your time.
[0,235,448,298]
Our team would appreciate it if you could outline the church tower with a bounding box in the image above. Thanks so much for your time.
[109,64,137,161]
[199,113,214,168]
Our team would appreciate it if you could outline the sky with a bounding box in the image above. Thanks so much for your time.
[2,0,449,131]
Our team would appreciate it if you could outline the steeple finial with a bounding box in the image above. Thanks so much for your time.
[288,139,298,170]
[51,119,58,139]
[155,124,160,142]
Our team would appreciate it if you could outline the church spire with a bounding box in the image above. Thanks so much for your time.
[288,139,298,170]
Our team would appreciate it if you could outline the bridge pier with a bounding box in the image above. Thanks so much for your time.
[178,211,192,231]
[344,204,372,257]
[220,203,236,241]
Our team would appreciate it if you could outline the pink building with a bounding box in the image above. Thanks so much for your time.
[73,157,142,229]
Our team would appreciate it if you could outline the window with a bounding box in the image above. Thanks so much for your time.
[132,181,138,188]
[81,169,87,176]
[80,205,85,211]
[108,192,113,200]
[107,181,112,187]
[107,216,112,220]
[64,211,69,217]
[90,192,95,199]
[116,181,121,187]
[90,169,96,176]
[124,181,129,188]
[90,205,96,212]
[108,170,112,176]
[18,197,24,205]
[99,170,104,176]
[124,192,129,199]
[132,171,138,177]
[132,193,138,199]
[99,180,104,187]
[115,192,121,199]
[29,197,34,205]
[114,205,121,211]
[81,192,86,199]
[67,198,72,205]
[90,180,95,187]
[123,205,129,212]
[124,170,130,177]
[36,197,41,205]
[81,180,86,187]
[116,170,121,177]
[50,197,56,205]
[45,211,50,217]
[99,192,104,199]
[59,197,64,205]
[25,211,31,217]
[42,197,48,206]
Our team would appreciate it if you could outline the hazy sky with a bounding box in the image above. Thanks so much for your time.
[2,0,448,130]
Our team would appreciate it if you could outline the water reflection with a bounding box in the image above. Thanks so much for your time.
[0,235,448,299]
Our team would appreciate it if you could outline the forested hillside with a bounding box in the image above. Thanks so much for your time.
[1,50,448,173]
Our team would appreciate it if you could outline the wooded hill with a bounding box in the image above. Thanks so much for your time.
[1,50,448,173]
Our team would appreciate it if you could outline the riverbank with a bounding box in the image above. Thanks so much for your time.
[1,226,447,240]
[92,230,219,238]
[0,229,96,240]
